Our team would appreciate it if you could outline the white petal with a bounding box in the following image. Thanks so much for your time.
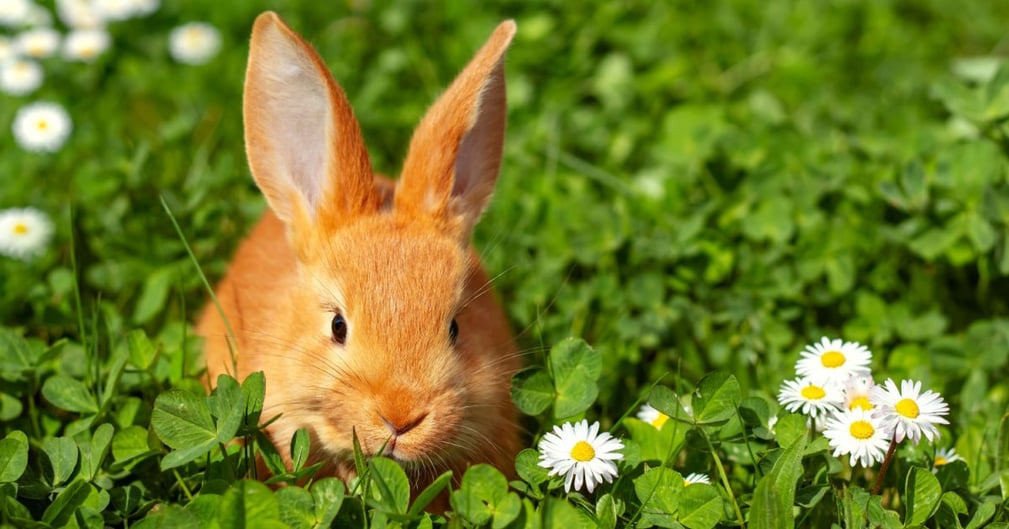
[563,468,575,493]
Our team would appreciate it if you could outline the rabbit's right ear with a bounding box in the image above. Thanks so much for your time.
[243,12,380,252]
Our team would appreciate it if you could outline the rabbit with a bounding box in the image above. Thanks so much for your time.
[196,11,521,498]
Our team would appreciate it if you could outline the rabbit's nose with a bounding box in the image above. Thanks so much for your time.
[381,412,428,436]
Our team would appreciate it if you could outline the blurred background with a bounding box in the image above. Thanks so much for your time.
[3,0,1009,422]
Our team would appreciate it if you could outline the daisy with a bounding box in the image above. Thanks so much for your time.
[63,28,110,62]
[871,379,949,444]
[15,27,61,59]
[128,0,159,17]
[637,404,670,430]
[683,473,711,486]
[12,102,73,152]
[822,407,892,468]
[0,59,44,95]
[932,447,962,471]
[24,3,52,26]
[168,22,220,65]
[843,374,875,412]
[93,0,136,21]
[0,0,33,27]
[777,376,844,419]
[0,207,53,260]
[538,420,624,494]
[56,0,105,29]
[796,337,872,387]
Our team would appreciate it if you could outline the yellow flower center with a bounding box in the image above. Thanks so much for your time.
[683,479,694,487]
[934,456,947,466]
[849,420,875,440]
[800,384,826,400]
[848,396,873,411]
[895,398,919,419]
[13,223,28,235]
[820,351,846,368]
[570,440,595,462]
[184,29,205,46]
[651,413,669,429]
[36,119,49,131]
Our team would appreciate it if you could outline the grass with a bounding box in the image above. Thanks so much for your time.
[2,0,1009,527]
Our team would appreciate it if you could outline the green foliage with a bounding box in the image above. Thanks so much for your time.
[4,0,1009,526]
[511,337,600,420]
[750,434,807,528]
[904,467,942,527]
[451,465,522,528]
[0,432,28,483]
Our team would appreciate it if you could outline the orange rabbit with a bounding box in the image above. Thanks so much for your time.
[197,11,521,494]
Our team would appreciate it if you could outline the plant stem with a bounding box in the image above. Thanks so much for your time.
[836,480,849,528]
[68,209,87,358]
[703,433,746,529]
[172,469,194,501]
[736,407,762,480]
[160,195,240,376]
[871,437,898,495]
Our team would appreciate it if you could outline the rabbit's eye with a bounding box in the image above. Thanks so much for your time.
[449,319,459,345]
[331,313,348,345]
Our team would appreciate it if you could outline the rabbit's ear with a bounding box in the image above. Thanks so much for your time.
[244,12,379,245]
[394,21,516,240]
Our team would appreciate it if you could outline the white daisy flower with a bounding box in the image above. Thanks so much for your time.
[128,0,158,16]
[168,22,221,65]
[63,28,110,62]
[636,404,670,430]
[24,3,52,27]
[0,59,44,95]
[12,102,73,152]
[538,420,624,494]
[871,379,949,445]
[796,337,872,387]
[777,376,844,419]
[683,473,710,486]
[0,207,53,260]
[15,27,61,59]
[843,374,876,412]
[93,0,135,22]
[932,447,962,472]
[56,0,105,29]
[0,0,33,27]
[822,407,892,468]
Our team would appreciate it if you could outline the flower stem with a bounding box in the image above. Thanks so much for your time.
[871,436,898,495]
[703,433,746,529]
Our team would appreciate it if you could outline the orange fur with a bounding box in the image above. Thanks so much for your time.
[196,12,520,501]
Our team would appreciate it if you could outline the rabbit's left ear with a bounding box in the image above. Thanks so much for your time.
[244,12,380,252]
[394,21,516,240]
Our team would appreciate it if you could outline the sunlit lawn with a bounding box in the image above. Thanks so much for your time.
[2,1,1009,527]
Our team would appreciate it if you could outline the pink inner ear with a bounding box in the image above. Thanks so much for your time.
[392,21,514,236]
[450,61,506,214]
[453,87,503,198]
[244,13,378,232]
[246,19,335,217]
[271,82,331,210]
